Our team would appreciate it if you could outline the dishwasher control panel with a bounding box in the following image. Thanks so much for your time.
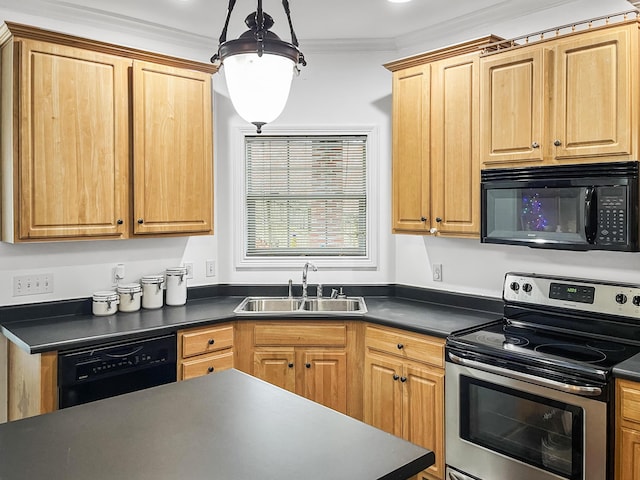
[58,334,177,386]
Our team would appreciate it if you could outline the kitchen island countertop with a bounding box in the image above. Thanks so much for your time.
[0,369,434,480]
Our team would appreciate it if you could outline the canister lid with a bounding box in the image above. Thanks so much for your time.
[93,291,119,301]
[117,283,142,294]
[166,267,188,275]
[141,275,165,284]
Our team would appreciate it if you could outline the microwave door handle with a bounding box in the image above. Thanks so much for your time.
[584,186,598,244]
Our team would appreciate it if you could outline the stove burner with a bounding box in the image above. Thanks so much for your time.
[586,340,626,352]
[534,343,607,364]
[475,332,529,348]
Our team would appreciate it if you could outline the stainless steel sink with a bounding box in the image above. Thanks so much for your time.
[233,296,367,316]
[301,298,365,312]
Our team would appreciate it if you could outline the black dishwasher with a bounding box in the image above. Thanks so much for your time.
[58,334,177,409]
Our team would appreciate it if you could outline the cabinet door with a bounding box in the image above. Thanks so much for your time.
[15,40,130,240]
[618,427,640,480]
[253,348,296,393]
[403,363,445,480]
[480,47,544,167]
[430,54,480,236]
[300,350,347,414]
[392,65,430,233]
[132,61,213,235]
[363,352,403,437]
[554,26,631,161]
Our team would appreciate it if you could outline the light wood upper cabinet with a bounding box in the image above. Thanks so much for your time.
[480,47,545,166]
[0,22,216,242]
[386,36,500,237]
[2,39,131,241]
[132,61,213,235]
[430,54,481,236]
[554,27,632,161]
[391,64,431,233]
[481,22,637,168]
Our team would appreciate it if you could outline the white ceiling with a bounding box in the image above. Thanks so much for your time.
[1,0,636,44]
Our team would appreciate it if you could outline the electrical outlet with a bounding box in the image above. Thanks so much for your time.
[432,264,443,282]
[206,260,216,277]
[185,263,194,279]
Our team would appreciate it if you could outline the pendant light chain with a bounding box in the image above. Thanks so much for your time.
[218,0,237,45]
[281,0,298,47]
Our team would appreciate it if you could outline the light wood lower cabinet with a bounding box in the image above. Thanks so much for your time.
[1,337,57,421]
[617,378,640,480]
[177,324,234,381]
[364,324,445,480]
[235,321,362,418]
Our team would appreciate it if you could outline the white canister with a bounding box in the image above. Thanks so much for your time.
[165,267,188,306]
[141,275,165,309]
[117,283,143,312]
[92,291,119,316]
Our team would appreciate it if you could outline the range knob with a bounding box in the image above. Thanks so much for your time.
[522,283,533,293]
[510,282,520,292]
[633,296,640,307]
[616,293,628,305]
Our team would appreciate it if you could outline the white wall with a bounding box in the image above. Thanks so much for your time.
[0,0,635,305]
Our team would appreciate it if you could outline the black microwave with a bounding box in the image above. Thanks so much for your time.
[481,161,639,251]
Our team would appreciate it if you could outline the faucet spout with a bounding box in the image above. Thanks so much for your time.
[301,262,318,300]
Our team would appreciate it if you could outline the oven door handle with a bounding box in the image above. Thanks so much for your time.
[448,353,603,397]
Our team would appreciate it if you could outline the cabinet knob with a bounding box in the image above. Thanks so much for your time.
[207,366,214,373]
[420,216,427,222]
[116,219,123,225]
[137,218,144,224]
[393,374,400,381]
[400,376,407,383]
[553,140,562,147]
[397,343,404,350]
[429,227,438,234]
[435,217,442,223]
[288,363,294,368]
[531,142,540,148]
[208,339,215,345]
[305,363,311,368]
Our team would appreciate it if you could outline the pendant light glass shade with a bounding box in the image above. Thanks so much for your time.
[211,0,306,133]
[224,52,295,126]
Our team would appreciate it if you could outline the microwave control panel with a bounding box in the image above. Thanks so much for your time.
[596,186,627,245]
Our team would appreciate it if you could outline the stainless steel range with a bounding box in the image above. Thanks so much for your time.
[445,272,640,480]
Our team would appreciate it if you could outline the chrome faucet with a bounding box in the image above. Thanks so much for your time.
[301,262,317,300]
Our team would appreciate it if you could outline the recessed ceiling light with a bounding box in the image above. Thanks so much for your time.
[388,0,413,3]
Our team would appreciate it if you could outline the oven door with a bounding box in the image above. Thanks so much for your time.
[445,356,607,480]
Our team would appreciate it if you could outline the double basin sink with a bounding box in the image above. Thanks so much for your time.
[234,296,367,316]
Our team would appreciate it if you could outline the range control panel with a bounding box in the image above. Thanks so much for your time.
[503,272,640,318]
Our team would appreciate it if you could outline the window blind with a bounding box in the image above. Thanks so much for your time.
[245,135,367,257]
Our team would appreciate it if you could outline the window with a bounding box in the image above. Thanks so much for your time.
[234,128,376,269]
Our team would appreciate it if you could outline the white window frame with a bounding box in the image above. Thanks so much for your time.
[232,125,379,270]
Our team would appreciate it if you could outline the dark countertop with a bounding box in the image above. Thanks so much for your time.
[613,353,640,382]
[0,369,434,480]
[1,294,501,354]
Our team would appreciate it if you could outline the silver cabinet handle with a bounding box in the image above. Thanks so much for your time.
[448,353,602,396]
[531,142,540,148]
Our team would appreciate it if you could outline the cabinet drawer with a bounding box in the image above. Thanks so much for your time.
[180,351,234,380]
[180,324,234,358]
[254,324,346,346]
[365,325,444,368]
[619,380,640,424]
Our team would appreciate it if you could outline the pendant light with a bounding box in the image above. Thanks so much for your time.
[211,0,307,133]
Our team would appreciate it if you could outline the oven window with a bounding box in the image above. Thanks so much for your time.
[459,375,583,480]
[485,187,587,243]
